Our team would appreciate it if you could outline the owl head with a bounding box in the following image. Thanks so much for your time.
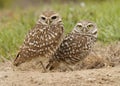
[38,11,62,25]
[72,20,97,38]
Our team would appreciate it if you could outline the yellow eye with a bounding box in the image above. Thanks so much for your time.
[87,24,93,29]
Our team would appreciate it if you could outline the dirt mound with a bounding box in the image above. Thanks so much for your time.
[0,42,120,86]
[0,63,120,86]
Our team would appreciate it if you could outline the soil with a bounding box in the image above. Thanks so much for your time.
[0,42,120,86]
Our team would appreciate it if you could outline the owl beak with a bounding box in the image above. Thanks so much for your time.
[82,27,87,33]
[46,19,50,25]
[46,19,52,25]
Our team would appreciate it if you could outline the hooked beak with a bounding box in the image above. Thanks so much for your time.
[82,27,87,33]
[46,19,52,25]
[46,19,50,25]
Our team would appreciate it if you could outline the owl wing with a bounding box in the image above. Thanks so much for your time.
[20,25,64,57]
[56,33,86,63]
[14,24,64,66]
[46,33,95,70]
[13,26,41,66]
[46,33,83,69]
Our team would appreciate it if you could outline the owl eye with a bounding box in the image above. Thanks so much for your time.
[51,16,57,20]
[77,25,82,29]
[87,24,94,29]
[41,17,46,20]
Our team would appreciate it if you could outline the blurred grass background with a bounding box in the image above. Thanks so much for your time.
[0,0,120,59]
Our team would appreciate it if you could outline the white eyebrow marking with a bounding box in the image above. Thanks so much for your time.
[40,15,46,18]
[50,13,59,18]
[87,23,93,26]
[77,23,82,26]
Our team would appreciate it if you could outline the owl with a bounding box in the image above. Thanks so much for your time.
[46,20,98,70]
[13,11,64,70]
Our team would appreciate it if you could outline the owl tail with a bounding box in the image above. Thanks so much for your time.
[13,53,20,66]
[13,52,25,66]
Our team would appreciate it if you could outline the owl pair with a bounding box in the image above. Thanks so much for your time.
[13,11,97,71]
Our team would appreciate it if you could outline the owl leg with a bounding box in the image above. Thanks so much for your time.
[63,62,73,71]
[46,59,60,71]
[46,60,54,70]
[37,61,47,72]
[46,62,52,70]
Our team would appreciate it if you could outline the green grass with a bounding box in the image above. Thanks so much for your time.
[0,0,120,58]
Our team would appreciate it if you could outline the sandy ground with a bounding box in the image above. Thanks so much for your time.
[0,42,120,86]
[0,65,120,86]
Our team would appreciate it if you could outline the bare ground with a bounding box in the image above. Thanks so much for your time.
[0,42,120,86]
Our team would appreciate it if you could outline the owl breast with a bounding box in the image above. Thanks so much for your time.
[22,24,64,58]
[53,33,95,64]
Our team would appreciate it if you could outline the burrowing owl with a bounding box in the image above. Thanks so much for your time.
[46,20,97,70]
[13,11,64,68]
